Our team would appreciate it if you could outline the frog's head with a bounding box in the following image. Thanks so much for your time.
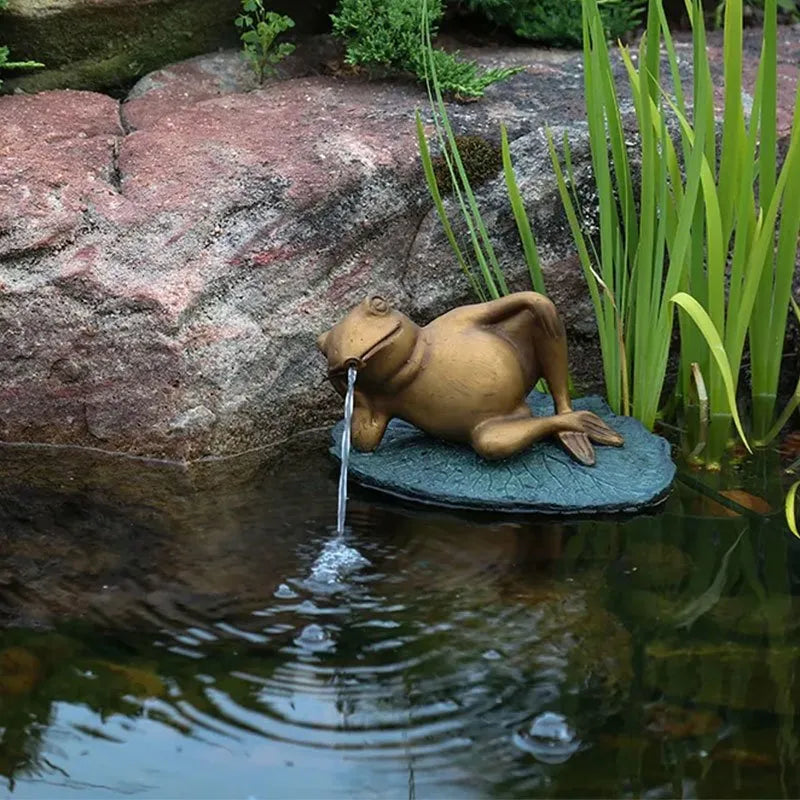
[317,295,419,388]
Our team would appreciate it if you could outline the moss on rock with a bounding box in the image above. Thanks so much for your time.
[431,134,503,195]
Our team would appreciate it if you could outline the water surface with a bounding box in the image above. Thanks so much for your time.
[0,436,797,799]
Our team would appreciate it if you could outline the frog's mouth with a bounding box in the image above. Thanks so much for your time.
[327,323,402,378]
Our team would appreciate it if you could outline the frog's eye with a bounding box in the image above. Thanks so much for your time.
[369,296,389,314]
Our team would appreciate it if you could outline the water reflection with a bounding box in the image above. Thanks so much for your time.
[0,441,797,798]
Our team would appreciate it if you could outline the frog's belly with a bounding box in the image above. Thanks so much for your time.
[395,333,533,441]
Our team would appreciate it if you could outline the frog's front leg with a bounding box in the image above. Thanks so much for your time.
[351,394,390,452]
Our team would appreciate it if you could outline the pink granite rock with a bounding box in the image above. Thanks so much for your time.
[1,28,798,460]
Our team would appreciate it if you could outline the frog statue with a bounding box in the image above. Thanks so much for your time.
[317,292,624,466]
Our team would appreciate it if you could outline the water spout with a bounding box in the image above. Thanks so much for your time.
[336,365,357,534]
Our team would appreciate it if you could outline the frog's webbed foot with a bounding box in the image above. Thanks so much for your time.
[556,410,624,466]
[557,431,596,466]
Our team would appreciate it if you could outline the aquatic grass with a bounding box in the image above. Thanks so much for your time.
[671,0,800,461]
[501,125,547,295]
[416,1,507,300]
[416,0,550,393]
[418,0,800,486]
[785,481,799,537]
[549,0,800,467]
[416,113,486,299]
[547,0,712,428]
[671,293,750,450]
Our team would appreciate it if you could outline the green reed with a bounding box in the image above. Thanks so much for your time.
[550,0,800,465]
[416,0,800,476]
[669,0,800,463]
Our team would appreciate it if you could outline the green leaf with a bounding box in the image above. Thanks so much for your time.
[415,111,483,300]
[670,292,751,452]
[787,481,800,538]
[501,124,545,295]
[419,2,504,298]
[547,127,619,410]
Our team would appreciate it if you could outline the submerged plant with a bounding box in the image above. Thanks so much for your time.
[234,0,295,84]
[331,0,522,98]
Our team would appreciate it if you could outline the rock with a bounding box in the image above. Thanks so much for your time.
[1,0,337,94]
[331,392,676,513]
[0,42,609,460]
[2,26,799,460]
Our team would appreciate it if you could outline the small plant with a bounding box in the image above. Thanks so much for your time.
[0,0,43,90]
[234,0,295,84]
[331,0,522,99]
[465,0,644,47]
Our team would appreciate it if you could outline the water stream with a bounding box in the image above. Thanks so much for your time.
[336,365,358,535]
[306,364,369,590]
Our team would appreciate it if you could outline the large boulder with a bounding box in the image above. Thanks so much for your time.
[0,41,607,460]
[1,0,336,94]
[1,28,798,461]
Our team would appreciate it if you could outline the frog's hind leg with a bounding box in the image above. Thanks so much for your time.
[471,408,623,463]
[531,301,624,465]
[470,408,564,461]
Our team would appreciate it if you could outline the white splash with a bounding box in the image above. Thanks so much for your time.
[308,535,370,586]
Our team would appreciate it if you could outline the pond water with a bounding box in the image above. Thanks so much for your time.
[0,434,798,799]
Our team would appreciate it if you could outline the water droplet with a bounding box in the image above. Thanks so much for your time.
[294,623,335,653]
[274,583,297,599]
[482,649,503,661]
[513,711,581,764]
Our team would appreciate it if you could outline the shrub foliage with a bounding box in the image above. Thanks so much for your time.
[465,0,644,47]
[331,0,522,97]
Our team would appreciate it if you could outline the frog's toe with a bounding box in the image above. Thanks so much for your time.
[582,414,625,446]
[557,431,595,466]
